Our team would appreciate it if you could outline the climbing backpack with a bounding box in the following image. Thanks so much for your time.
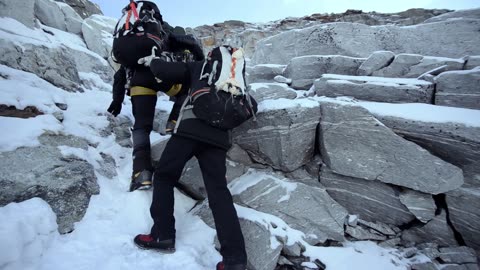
[112,1,167,68]
[190,46,258,130]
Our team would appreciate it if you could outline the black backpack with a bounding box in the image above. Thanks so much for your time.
[190,46,257,130]
[112,1,167,68]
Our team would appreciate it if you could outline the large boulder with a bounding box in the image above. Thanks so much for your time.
[233,99,321,172]
[399,189,436,223]
[82,15,117,59]
[372,54,465,78]
[434,68,480,110]
[247,64,286,84]
[283,55,365,90]
[230,171,348,245]
[0,0,36,28]
[0,134,100,233]
[401,210,458,247]
[357,51,395,76]
[320,167,416,226]
[249,83,297,103]
[35,0,83,34]
[314,74,434,103]
[54,0,102,19]
[252,19,480,65]
[318,102,464,194]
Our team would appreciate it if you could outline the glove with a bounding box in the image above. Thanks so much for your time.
[138,46,160,67]
[107,100,122,117]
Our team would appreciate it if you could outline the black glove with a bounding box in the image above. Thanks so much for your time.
[107,100,122,117]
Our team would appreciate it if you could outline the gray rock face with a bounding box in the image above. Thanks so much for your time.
[233,102,321,172]
[35,0,83,34]
[193,201,282,270]
[358,51,395,76]
[54,0,102,19]
[401,211,458,247]
[0,134,99,233]
[82,15,117,59]
[283,55,365,90]
[438,246,478,264]
[465,56,480,70]
[320,167,415,226]
[435,68,480,110]
[247,64,286,84]
[372,115,480,188]
[231,171,348,245]
[314,74,434,103]
[399,189,436,223]
[372,54,465,78]
[252,19,480,65]
[0,0,35,28]
[446,188,480,251]
[345,225,387,241]
[319,102,464,194]
[424,8,480,23]
[249,83,297,103]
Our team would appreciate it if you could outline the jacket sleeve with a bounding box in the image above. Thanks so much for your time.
[112,66,127,103]
[150,60,190,84]
[169,33,205,61]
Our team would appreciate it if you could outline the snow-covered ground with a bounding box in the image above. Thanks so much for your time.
[2,64,480,269]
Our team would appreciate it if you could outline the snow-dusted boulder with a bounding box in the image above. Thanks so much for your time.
[233,99,320,172]
[249,83,297,103]
[252,19,480,65]
[319,102,464,194]
[314,74,434,103]
[247,64,286,84]
[230,171,348,245]
[423,8,480,23]
[320,167,415,226]
[401,211,458,246]
[35,0,83,34]
[357,51,395,76]
[465,55,480,70]
[434,68,480,110]
[0,0,36,28]
[82,15,116,59]
[54,0,102,19]
[0,134,100,233]
[372,54,465,78]
[283,55,365,90]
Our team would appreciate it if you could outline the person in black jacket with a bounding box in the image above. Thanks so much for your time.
[107,31,204,192]
[132,52,248,270]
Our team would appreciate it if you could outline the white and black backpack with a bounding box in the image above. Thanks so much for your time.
[189,46,257,130]
[111,1,167,68]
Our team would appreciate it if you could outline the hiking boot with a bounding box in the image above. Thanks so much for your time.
[216,261,247,270]
[133,234,175,253]
[129,170,153,192]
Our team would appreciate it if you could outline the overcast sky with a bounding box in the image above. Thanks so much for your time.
[90,0,480,28]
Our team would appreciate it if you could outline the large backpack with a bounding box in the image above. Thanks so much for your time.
[190,46,257,130]
[112,1,167,68]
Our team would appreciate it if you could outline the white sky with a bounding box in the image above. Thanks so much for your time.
[90,0,480,28]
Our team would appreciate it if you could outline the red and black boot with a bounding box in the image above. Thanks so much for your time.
[216,261,247,270]
[133,234,175,253]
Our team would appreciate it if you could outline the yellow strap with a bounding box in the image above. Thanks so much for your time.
[165,84,182,97]
[130,86,156,96]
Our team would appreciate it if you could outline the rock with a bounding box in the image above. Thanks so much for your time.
[54,0,102,19]
[247,64,286,84]
[283,55,365,90]
[435,68,480,110]
[274,75,292,84]
[285,168,322,188]
[372,54,464,78]
[283,243,302,257]
[230,171,348,245]
[0,134,99,233]
[0,0,35,28]
[233,100,320,172]
[438,246,478,264]
[357,219,397,236]
[319,102,464,194]
[345,225,387,241]
[411,262,438,270]
[227,144,254,166]
[424,8,480,23]
[465,56,480,70]
[107,115,132,148]
[379,238,402,248]
[193,201,282,270]
[82,15,117,59]
[320,167,415,226]
[249,83,297,102]
[97,152,117,179]
[252,19,480,65]
[446,187,480,251]
[401,210,458,246]
[314,74,434,103]
[59,2,83,34]
[35,0,83,34]
[357,51,395,76]
[399,189,436,223]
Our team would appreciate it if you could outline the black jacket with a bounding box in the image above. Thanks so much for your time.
[150,60,232,150]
